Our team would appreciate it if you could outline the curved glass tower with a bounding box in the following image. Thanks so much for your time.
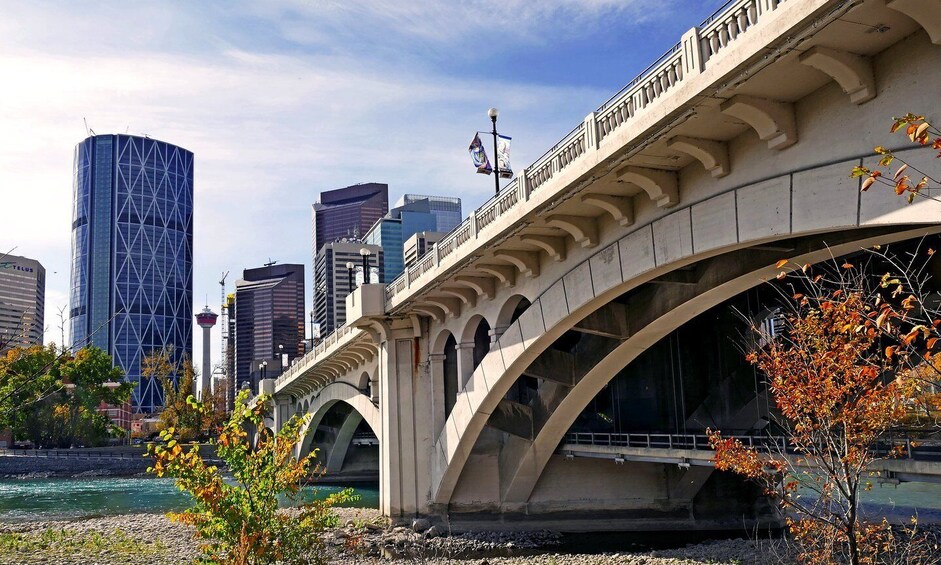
[69,134,193,413]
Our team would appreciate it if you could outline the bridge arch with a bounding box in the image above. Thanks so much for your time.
[431,160,941,505]
[496,295,532,329]
[456,314,491,387]
[297,381,380,462]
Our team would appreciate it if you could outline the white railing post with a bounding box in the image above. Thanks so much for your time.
[756,0,775,17]
[469,211,478,240]
[518,170,530,202]
[583,112,599,151]
[681,27,704,76]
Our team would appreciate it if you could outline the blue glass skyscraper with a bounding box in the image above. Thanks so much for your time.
[364,201,437,282]
[69,134,193,413]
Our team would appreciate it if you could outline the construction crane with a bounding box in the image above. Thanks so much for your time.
[219,271,231,410]
[219,271,229,369]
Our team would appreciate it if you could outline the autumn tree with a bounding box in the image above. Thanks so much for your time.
[853,113,940,204]
[142,347,219,441]
[709,254,941,564]
[148,389,354,564]
[0,345,131,447]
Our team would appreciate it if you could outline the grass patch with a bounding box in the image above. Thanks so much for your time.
[0,527,166,558]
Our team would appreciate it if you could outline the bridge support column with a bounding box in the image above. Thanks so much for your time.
[273,395,293,433]
[379,333,434,518]
[456,341,476,388]
[428,353,448,437]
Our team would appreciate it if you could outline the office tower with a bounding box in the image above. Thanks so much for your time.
[0,254,45,350]
[69,134,193,413]
[232,264,305,393]
[393,194,462,233]
[403,231,445,270]
[311,182,388,258]
[314,241,382,335]
[364,200,437,281]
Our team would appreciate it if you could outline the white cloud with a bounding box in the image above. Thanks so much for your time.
[0,5,613,368]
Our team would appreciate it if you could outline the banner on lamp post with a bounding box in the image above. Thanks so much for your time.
[468,133,492,175]
[496,134,512,178]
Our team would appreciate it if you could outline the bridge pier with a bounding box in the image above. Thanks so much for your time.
[378,333,435,517]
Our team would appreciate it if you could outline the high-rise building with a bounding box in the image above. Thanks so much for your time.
[404,231,445,270]
[232,264,305,393]
[69,134,193,413]
[393,194,462,233]
[0,254,45,350]
[311,182,388,259]
[364,200,437,282]
[314,241,382,335]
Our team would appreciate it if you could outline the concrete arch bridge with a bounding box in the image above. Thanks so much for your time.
[272,0,941,531]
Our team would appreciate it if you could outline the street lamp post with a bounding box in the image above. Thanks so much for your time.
[308,310,315,350]
[488,107,500,195]
[359,248,371,285]
[346,261,355,292]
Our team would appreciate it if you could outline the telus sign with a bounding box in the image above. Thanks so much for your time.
[0,262,35,273]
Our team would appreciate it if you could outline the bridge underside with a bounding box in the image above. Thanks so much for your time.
[436,230,941,531]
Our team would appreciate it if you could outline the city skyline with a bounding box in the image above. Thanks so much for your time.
[0,0,730,375]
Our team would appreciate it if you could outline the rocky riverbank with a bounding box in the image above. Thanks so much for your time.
[0,509,791,564]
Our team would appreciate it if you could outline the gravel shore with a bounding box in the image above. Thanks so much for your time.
[0,509,782,565]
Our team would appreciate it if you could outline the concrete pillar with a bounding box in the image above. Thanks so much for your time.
[428,353,447,439]
[455,341,476,388]
[273,395,292,432]
[379,333,435,518]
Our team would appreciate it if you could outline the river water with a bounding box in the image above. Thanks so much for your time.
[0,477,940,523]
[0,477,379,522]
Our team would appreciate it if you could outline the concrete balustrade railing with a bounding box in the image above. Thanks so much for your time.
[378,0,789,308]
[275,324,357,389]
[700,0,785,63]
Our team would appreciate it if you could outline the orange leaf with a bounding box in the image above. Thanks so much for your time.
[886,346,895,359]
[894,163,909,180]
[776,271,786,280]
[775,259,788,269]
[927,337,938,349]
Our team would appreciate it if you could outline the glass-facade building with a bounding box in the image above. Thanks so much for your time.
[393,194,462,234]
[364,203,438,282]
[69,134,193,413]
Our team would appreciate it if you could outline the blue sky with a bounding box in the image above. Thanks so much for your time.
[0,0,727,369]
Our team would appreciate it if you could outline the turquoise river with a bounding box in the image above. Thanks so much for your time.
[0,477,379,522]
[1,477,941,523]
